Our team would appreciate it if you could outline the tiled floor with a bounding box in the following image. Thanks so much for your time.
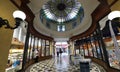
[26,53,106,72]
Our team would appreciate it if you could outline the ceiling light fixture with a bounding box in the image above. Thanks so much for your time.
[0,10,26,29]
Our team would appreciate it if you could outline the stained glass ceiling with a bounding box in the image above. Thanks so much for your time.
[40,0,84,32]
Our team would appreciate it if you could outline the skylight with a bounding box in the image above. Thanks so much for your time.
[42,0,81,23]
[40,0,84,32]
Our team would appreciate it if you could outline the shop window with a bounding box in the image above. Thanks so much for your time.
[6,22,27,71]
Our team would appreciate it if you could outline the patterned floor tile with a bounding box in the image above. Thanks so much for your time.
[26,54,106,72]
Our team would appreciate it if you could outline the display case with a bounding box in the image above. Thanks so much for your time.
[105,41,120,70]
[6,44,24,72]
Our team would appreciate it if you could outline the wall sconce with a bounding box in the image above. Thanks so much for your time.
[108,11,120,20]
[0,10,26,29]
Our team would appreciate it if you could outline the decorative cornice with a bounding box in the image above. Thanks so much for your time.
[70,0,111,41]
[11,0,111,41]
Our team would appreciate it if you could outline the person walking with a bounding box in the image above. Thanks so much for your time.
[59,48,62,56]
[57,51,59,57]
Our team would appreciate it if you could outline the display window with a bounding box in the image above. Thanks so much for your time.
[6,45,24,72]
[105,40,120,70]
[6,37,24,72]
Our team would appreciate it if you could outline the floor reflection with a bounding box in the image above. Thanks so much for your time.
[26,53,106,72]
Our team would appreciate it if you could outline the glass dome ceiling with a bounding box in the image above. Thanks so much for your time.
[40,0,84,32]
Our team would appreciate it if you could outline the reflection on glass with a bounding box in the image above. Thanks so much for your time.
[105,41,120,70]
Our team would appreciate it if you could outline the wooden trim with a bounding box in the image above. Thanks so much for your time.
[38,55,52,61]
[10,0,30,8]
[10,0,21,8]
[109,0,119,7]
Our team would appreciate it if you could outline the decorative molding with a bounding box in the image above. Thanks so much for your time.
[70,1,111,41]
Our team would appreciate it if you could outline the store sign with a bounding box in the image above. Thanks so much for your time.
[55,44,68,48]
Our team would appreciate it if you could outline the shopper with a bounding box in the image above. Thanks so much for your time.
[59,48,63,56]
[35,55,39,63]
[57,51,59,57]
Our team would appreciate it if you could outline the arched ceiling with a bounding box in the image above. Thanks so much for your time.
[27,0,100,40]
